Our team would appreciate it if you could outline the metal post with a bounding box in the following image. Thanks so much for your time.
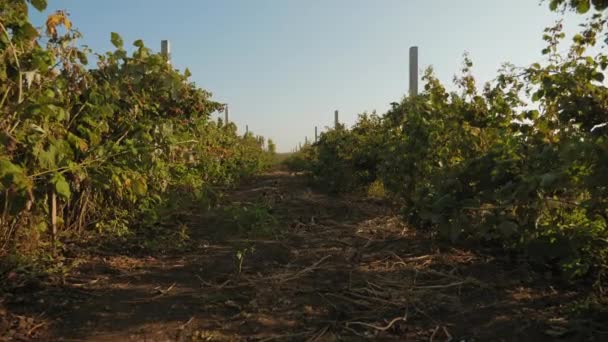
[161,40,171,64]
[315,126,318,142]
[334,110,339,129]
[409,46,418,97]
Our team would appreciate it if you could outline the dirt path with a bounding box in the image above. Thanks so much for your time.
[1,171,598,341]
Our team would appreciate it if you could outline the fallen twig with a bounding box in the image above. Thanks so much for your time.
[27,322,46,336]
[276,255,332,283]
[348,290,405,306]
[317,292,339,312]
[128,282,177,303]
[307,325,330,342]
[179,317,194,330]
[346,314,407,332]
[256,331,313,342]
[197,276,234,289]
[429,326,452,342]
[343,325,370,338]
[159,282,176,294]
[412,280,471,290]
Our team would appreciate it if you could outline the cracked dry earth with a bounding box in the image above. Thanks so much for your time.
[1,171,599,341]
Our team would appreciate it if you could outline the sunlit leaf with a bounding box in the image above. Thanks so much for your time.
[111,32,124,49]
[46,11,72,38]
[51,172,71,200]
[29,0,48,11]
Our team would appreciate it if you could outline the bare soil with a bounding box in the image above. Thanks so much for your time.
[1,171,605,341]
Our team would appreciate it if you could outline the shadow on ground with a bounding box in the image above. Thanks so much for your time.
[1,172,605,341]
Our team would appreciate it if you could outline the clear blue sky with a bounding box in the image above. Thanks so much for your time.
[30,0,585,152]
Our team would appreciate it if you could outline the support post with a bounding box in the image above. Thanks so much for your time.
[161,40,171,64]
[334,110,339,129]
[49,189,57,255]
[409,46,418,97]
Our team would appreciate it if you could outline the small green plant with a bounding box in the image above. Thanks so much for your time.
[212,203,279,239]
[367,180,386,199]
[234,246,255,274]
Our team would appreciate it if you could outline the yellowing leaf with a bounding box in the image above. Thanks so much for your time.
[67,133,89,152]
[132,178,147,196]
[46,11,72,38]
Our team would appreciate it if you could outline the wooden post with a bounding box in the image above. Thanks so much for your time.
[161,40,171,64]
[409,46,419,97]
[334,110,339,129]
[49,189,57,254]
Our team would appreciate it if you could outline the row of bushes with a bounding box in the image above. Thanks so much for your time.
[292,15,608,280]
[0,1,275,257]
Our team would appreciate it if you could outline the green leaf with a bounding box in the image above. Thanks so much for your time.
[549,0,559,11]
[67,132,89,152]
[40,104,67,121]
[0,158,31,193]
[576,0,591,13]
[132,178,147,196]
[29,0,48,11]
[77,51,88,64]
[0,159,24,180]
[133,39,145,48]
[111,32,124,49]
[114,49,127,59]
[36,145,58,169]
[22,23,40,41]
[527,110,540,120]
[51,173,71,200]
[593,72,605,83]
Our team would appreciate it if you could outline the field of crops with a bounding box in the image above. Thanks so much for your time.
[290,13,608,281]
[1,0,276,258]
[1,0,608,340]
